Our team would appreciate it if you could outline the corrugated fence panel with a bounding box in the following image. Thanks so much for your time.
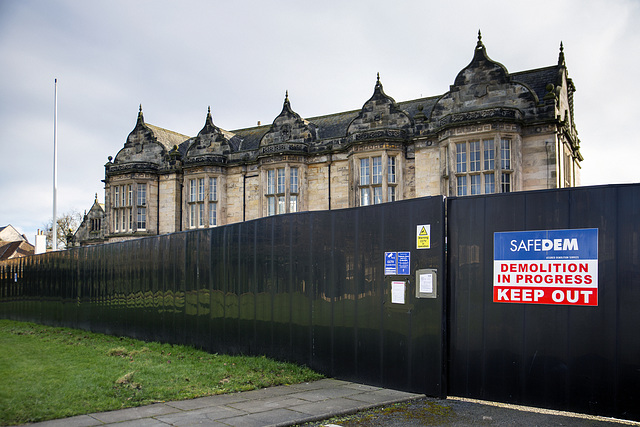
[0,194,444,400]
[447,184,640,420]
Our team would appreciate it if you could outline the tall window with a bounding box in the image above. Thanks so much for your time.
[360,158,371,206]
[136,183,146,230]
[189,179,197,228]
[388,156,396,202]
[358,154,398,206]
[290,167,298,213]
[454,138,512,196]
[112,183,135,233]
[500,138,512,193]
[266,166,299,215]
[90,218,101,232]
[188,176,219,228]
[456,143,468,196]
[211,177,219,225]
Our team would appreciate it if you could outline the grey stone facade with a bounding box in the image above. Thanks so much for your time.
[76,35,583,246]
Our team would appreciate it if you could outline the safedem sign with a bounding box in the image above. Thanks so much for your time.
[493,228,598,306]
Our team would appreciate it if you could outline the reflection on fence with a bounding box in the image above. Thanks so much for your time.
[0,197,446,397]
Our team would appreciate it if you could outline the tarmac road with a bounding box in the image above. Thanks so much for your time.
[301,396,640,427]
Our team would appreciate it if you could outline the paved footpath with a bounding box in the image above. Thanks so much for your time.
[28,378,423,427]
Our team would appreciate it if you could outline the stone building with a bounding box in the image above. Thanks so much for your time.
[78,35,583,246]
[72,195,106,246]
[0,225,34,259]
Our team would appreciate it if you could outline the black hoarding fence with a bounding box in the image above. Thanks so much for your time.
[2,183,639,421]
[0,196,446,398]
[447,184,640,421]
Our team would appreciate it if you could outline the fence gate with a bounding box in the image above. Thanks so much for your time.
[447,184,640,421]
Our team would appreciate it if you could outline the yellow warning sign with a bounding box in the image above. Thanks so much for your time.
[417,224,431,249]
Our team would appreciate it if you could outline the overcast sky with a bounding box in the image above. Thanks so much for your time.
[1,0,638,243]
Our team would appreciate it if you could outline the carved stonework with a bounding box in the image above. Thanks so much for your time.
[438,107,522,127]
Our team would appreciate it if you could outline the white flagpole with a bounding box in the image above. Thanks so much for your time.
[52,78,58,251]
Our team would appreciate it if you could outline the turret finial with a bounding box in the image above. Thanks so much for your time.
[476,29,484,49]
[136,104,144,124]
[558,41,565,66]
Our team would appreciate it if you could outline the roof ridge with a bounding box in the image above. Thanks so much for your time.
[510,65,557,76]
[146,123,192,139]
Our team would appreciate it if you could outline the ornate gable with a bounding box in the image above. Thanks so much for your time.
[430,32,538,128]
[259,92,316,155]
[346,74,411,139]
[111,106,170,169]
[185,107,240,165]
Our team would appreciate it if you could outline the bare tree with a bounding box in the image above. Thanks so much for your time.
[43,209,82,250]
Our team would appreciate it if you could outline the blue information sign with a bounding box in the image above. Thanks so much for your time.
[494,228,598,261]
[384,252,397,275]
[397,251,411,275]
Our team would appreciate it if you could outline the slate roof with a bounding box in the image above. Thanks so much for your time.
[0,240,34,260]
[146,123,191,152]
[122,44,565,160]
[511,66,559,103]
[230,94,443,153]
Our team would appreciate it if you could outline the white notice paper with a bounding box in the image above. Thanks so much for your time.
[391,281,405,304]
[420,273,433,294]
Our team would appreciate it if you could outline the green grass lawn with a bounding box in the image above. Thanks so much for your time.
[0,319,323,425]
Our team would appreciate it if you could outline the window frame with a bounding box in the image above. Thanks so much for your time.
[265,166,301,216]
[112,181,146,234]
[357,153,399,206]
[453,136,513,196]
[187,174,221,229]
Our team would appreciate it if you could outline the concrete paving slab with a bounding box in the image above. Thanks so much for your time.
[226,384,293,400]
[102,418,171,427]
[155,405,246,426]
[219,408,308,427]
[342,382,384,392]
[290,396,374,416]
[287,379,349,391]
[227,396,310,414]
[89,402,179,424]
[26,414,102,427]
[288,386,364,402]
[346,388,424,404]
[165,393,248,410]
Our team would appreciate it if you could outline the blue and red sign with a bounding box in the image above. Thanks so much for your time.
[493,228,598,306]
